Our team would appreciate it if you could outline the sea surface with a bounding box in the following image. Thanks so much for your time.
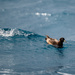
[0,0,75,75]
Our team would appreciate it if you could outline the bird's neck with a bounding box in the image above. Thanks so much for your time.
[58,41,63,47]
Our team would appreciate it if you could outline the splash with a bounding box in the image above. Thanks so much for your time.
[0,28,35,37]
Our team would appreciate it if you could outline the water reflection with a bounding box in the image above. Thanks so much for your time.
[56,48,64,57]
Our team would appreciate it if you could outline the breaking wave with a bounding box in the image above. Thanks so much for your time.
[0,28,42,38]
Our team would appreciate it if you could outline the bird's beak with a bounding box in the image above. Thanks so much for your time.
[64,40,67,43]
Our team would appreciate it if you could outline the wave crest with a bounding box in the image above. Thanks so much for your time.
[0,28,35,37]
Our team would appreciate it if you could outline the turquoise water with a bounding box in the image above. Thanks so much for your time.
[0,0,75,75]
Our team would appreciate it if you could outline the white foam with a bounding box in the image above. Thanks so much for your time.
[24,33,34,37]
[41,13,47,16]
[0,29,15,37]
[0,69,13,74]
[0,29,34,37]
[35,12,40,16]
[35,12,51,16]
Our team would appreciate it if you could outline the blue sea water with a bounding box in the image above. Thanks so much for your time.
[0,0,75,75]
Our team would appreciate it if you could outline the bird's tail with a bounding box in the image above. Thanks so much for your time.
[45,35,50,40]
[46,35,50,38]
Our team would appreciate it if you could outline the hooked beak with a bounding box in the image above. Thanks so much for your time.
[64,40,67,43]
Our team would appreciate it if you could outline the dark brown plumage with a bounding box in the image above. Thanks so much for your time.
[45,35,65,48]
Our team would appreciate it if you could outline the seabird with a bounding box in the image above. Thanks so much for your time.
[45,35,66,48]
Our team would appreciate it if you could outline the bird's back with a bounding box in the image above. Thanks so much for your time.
[45,35,58,45]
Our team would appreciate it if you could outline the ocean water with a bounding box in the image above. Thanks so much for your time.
[0,0,75,75]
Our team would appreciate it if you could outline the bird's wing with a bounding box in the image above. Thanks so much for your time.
[49,38,58,45]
